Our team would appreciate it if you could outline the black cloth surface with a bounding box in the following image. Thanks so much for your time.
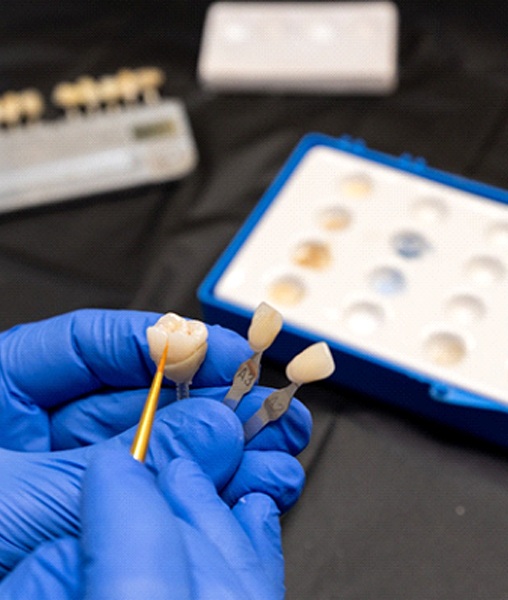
[2,2,508,598]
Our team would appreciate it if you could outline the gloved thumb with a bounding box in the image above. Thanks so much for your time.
[81,447,192,600]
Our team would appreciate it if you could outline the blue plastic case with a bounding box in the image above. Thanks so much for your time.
[199,133,508,447]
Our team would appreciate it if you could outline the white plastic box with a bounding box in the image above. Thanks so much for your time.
[198,2,399,94]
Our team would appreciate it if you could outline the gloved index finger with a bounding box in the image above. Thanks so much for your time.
[191,324,251,388]
[0,309,159,409]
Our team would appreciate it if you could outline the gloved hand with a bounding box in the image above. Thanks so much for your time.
[0,447,288,599]
[0,308,254,451]
[0,394,310,578]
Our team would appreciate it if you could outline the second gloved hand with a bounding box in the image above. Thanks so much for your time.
[0,447,288,599]
[0,395,309,578]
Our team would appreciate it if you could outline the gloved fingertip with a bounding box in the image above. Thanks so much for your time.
[232,492,285,597]
[194,324,251,386]
[233,493,282,553]
[221,451,306,513]
[235,492,281,520]
[153,396,244,451]
[276,459,306,513]
[144,397,244,489]
[271,455,306,512]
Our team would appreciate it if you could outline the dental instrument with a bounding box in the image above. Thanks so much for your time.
[130,341,169,462]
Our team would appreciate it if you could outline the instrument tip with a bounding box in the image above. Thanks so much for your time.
[157,340,169,373]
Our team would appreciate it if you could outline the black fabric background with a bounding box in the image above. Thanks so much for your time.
[2,1,508,598]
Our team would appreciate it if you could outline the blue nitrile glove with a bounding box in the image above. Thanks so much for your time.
[0,394,309,579]
[0,447,289,599]
[0,309,254,451]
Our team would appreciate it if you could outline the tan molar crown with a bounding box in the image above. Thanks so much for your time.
[146,312,208,384]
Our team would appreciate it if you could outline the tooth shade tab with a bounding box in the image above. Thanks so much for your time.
[285,342,335,385]
[247,302,283,353]
[146,312,208,384]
